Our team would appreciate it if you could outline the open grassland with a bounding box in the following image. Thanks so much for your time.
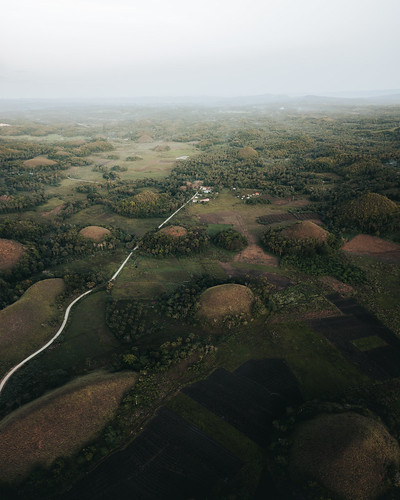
[84,140,197,181]
[217,321,369,400]
[0,279,65,377]
[168,392,264,496]
[0,238,25,271]
[355,258,400,336]
[69,204,163,236]
[40,291,119,373]
[0,370,137,482]
[112,254,227,300]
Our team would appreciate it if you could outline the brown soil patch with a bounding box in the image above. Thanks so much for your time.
[197,284,255,322]
[290,412,400,500]
[41,204,65,217]
[136,134,153,143]
[234,244,278,267]
[320,276,354,295]
[160,225,188,238]
[282,221,329,242]
[342,234,400,263]
[0,239,25,271]
[270,197,310,207]
[198,211,278,266]
[79,226,111,242]
[0,195,11,201]
[23,156,56,168]
[0,371,137,482]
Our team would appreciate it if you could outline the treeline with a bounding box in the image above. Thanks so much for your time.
[261,227,365,284]
[139,226,209,256]
[212,228,248,251]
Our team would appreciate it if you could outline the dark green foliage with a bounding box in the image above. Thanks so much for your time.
[281,254,366,284]
[261,227,365,284]
[212,228,248,251]
[160,275,223,319]
[140,226,209,256]
[106,300,146,343]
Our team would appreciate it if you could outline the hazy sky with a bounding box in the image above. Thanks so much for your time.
[1,0,399,98]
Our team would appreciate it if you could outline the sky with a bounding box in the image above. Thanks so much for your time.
[1,0,399,98]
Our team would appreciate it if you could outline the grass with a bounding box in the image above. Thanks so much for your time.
[0,370,137,483]
[0,238,25,271]
[0,279,65,377]
[69,204,164,236]
[354,257,400,335]
[351,336,388,351]
[216,320,368,401]
[40,291,120,373]
[79,226,111,242]
[290,412,400,499]
[111,254,228,300]
[168,392,264,496]
[206,223,233,235]
[197,284,254,321]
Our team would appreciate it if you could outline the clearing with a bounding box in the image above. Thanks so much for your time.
[343,234,400,263]
[0,239,25,271]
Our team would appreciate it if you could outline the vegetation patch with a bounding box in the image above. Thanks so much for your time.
[351,335,388,351]
[197,284,255,322]
[79,225,111,242]
[335,193,399,233]
[0,278,65,376]
[0,371,137,482]
[289,412,400,500]
[212,228,248,252]
[0,238,25,271]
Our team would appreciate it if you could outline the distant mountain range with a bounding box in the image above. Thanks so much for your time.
[1,90,400,113]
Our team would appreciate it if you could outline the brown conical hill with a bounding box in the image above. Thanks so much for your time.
[338,193,398,228]
[289,412,400,500]
[237,146,258,160]
[282,221,329,243]
[197,284,254,322]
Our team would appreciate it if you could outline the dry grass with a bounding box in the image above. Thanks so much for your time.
[0,371,137,482]
[197,284,255,322]
[343,234,400,263]
[282,221,329,243]
[23,156,56,168]
[0,238,25,271]
[136,134,153,143]
[159,225,188,238]
[289,412,400,499]
[0,279,65,376]
[79,225,111,242]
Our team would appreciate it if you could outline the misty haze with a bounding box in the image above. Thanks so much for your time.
[1,1,400,500]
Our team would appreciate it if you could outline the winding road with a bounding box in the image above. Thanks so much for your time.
[0,191,198,397]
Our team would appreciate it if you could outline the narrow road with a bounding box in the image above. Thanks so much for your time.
[0,193,197,397]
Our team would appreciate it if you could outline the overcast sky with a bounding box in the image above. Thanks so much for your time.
[1,0,399,98]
